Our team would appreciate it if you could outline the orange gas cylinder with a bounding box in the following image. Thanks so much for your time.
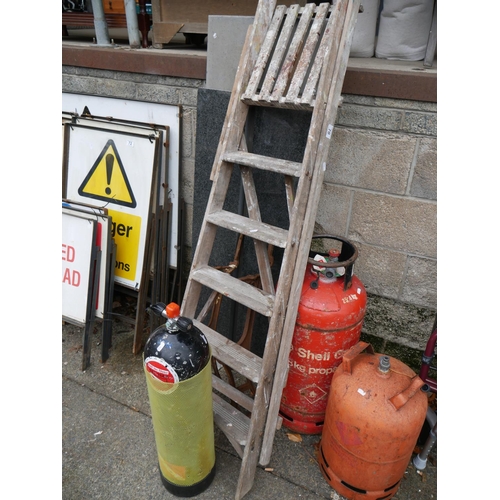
[318,342,428,500]
[280,236,367,434]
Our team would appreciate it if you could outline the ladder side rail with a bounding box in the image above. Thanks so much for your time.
[260,0,362,466]
[196,289,220,323]
[235,155,321,497]
[210,0,278,181]
[238,132,276,296]
[284,175,296,218]
[239,165,276,295]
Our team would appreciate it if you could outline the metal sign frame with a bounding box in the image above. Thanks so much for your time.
[62,208,101,370]
[63,119,161,290]
[62,116,164,354]
[62,200,116,363]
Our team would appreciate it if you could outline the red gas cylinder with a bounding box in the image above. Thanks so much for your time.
[280,235,367,434]
[319,342,428,500]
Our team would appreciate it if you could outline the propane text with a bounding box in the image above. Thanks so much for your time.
[288,358,337,376]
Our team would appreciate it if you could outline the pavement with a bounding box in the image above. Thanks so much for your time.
[62,315,437,500]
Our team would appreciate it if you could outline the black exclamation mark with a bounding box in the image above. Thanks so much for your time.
[105,154,113,195]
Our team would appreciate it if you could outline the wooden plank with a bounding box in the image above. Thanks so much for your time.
[259,4,300,101]
[193,319,262,383]
[152,22,185,45]
[206,209,288,248]
[270,3,315,102]
[300,2,341,106]
[243,5,287,100]
[285,2,330,103]
[213,392,250,454]
[191,266,274,317]
[212,374,254,413]
[240,96,314,110]
[223,151,302,177]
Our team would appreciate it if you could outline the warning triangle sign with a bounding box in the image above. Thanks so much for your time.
[78,139,137,208]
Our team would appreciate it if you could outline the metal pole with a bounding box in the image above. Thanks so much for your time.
[137,0,151,48]
[124,0,142,48]
[90,0,112,46]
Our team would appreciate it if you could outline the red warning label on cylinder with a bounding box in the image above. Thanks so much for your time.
[144,356,179,384]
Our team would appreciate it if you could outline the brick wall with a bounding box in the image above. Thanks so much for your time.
[320,95,437,310]
[321,95,437,348]
[62,67,437,350]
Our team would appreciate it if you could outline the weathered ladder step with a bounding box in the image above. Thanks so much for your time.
[206,210,288,248]
[212,374,255,413]
[213,392,251,452]
[222,151,303,178]
[212,375,283,456]
[212,388,283,457]
[193,318,263,383]
[191,266,275,317]
[241,2,335,110]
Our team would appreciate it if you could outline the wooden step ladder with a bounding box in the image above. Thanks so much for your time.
[180,1,360,498]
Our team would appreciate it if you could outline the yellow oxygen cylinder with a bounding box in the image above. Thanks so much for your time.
[144,302,216,496]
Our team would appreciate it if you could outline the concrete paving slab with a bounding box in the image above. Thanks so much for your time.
[62,318,437,500]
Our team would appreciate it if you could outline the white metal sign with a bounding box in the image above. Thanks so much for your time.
[62,93,180,268]
[64,121,161,290]
[62,201,113,320]
[62,209,99,324]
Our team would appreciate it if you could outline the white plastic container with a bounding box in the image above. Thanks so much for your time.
[375,0,435,61]
[350,0,380,58]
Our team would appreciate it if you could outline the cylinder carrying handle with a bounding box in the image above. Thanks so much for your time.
[308,235,358,290]
[342,341,375,375]
[389,375,425,410]
[343,342,425,410]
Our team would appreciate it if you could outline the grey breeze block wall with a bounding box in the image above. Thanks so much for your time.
[62,66,437,352]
